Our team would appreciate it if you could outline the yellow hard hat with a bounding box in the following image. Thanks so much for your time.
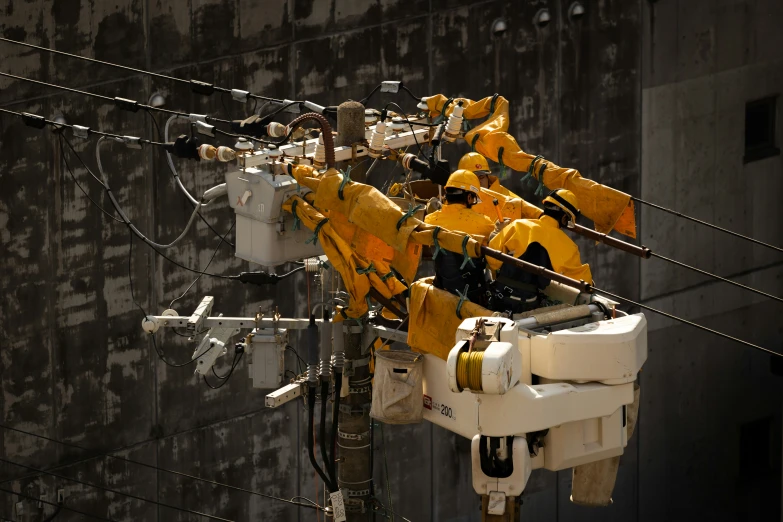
[445,169,482,197]
[542,189,580,223]
[458,152,490,175]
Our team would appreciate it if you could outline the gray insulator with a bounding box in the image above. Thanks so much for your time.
[307,364,319,384]
[319,359,332,378]
[332,351,345,370]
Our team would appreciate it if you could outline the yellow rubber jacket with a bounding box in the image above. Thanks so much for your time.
[473,187,542,222]
[424,203,495,239]
[487,176,521,199]
[487,215,593,284]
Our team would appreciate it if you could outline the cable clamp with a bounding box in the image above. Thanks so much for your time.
[114,97,140,112]
[338,430,371,441]
[122,136,143,149]
[188,113,208,123]
[305,218,329,245]
[21,112,46,129]
[303,101,326,114]
[456,284,470,319]
[344,355,372,376]
[380,81,401,93]
[231,89,249,102]
[195,121,215,137]
[338,403,371,415]
[344,488,371,498]
[349,385,371,394]
[459,235,475,269]
[345,498,367,513]
[379,271,394,282]
[189,80,215,96]
[522,154,543,184]
[396,203,423,230]
[72,125,90,139]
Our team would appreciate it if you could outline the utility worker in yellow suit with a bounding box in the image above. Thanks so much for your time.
[458,152,521,199]
[487,189,593,314]
[424,169,495,307]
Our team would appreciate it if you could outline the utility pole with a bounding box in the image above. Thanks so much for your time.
[334,101,373,520]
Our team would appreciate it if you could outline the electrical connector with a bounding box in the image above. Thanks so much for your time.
[233,271,283,285]
[21,112,46,129]
[195,121,215,137]
[189,79,215,96]
[231,88,250,102]
[443,100,464,142]
[114,97,140,112]
[72,125,90,139]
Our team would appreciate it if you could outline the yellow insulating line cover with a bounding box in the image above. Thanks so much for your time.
[290,166,484,258]
[407,277,495,360]
[425,94,637,238]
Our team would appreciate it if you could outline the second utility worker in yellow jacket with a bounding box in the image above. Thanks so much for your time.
[487,189,593,314]
[425,169,495,307]
[458,152,521,199]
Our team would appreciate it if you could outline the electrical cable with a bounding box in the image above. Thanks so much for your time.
[0,36,293,104]
[0,487,112,522]
[384,102,427,158]
[307,387,336,493]
[0,424,323,511]
[632,196,783,254]
[359,82,421,107]
[286,345,307,374]
[591,286,783,358]
[169,221,236,311]
[203,351,243,389]
[0,457,234,522]
[319,380,336,489]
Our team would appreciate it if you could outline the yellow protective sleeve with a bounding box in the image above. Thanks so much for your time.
[425,94,636,238]
[487,177,521,199]
[487,217,593,284]
[472,187,542,222]
[407,277,495,360]
[424,203,495,239]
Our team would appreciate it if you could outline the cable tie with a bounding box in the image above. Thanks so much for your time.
[21,112,46,129]
[72,124,90,139]
[535,162,548,197]
[274,99,301,113]
[471,133,480,152]
[460,235,475,269]
[356,263,376,276]
[380,271,394,281]
[380,81,401,93]
[498,146,507,179]
[433,98,453,125]
[489,93,499,114]
[195,121,216,137]
[291,200,301,231]
[114,96,140,112]
[456,284,470,319]
[122,135,143,149]
[189,79,215,96]
[338,166,352,200]
[306,218,329,245]
[395,204,422,231]
[231,89,249,102]
[432,227,443,260]
[522,154,543,184]
[188,113,208,123]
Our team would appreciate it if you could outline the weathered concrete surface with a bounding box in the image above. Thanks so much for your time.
[641,0,783,520]
[0,1,642,520]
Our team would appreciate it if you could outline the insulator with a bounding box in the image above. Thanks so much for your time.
[400,152,416,170]
[319,359,332,378]
[197,144,217,161]
[331,351,345,370]
[307,363,319,384]
[369,120,387,158]
[455,350,484,392]
[235,138,254,151]
[289,126,307,140]
[304,258,321,272]
[216,146,236,162]
[267,121,287,138]
[443,102,464,142]
[313,133,326,166]
[389,117,405,131]
[417,97,430,110]
[365,109,379,124]
[267,144,281,159]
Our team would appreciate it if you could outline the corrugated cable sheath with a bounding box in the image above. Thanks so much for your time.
[329,371,342,485]
[320,380,336,490]
[308,387,335,492]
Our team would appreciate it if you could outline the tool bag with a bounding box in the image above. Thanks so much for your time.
[370,350,424,424]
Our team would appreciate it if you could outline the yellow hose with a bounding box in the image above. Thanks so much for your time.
[456,351,484,391]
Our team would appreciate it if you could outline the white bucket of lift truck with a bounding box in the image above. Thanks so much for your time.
[371,350,424,424]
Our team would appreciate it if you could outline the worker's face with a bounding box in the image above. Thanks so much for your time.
[478,174,490,188]
[467,193,479,206]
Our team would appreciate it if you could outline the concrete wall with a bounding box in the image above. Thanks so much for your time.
[641,0,783,520]
[0,1,641,520]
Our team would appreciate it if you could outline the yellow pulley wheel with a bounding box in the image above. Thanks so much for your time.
[456,351,484,392]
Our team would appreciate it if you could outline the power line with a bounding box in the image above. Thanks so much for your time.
[0,456,234,522]
[0,487,111,521]
[0,36,288,104]
[0,424,323,512]
[592,287,783,358]
[632,196,783,254]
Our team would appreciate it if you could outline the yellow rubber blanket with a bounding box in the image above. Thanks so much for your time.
[283,195,406,319]
[407,277,495,360]
[426,95,636,238]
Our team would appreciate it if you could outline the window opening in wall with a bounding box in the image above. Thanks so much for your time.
[744,96,779,163]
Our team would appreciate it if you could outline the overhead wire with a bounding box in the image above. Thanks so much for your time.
[0,423,323,512]
[0,456,234,522]
[0,36,291,104]
[632,196,783,254]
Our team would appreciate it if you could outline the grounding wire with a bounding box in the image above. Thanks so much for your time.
[0,456,235,522]
[0,424,324,511]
